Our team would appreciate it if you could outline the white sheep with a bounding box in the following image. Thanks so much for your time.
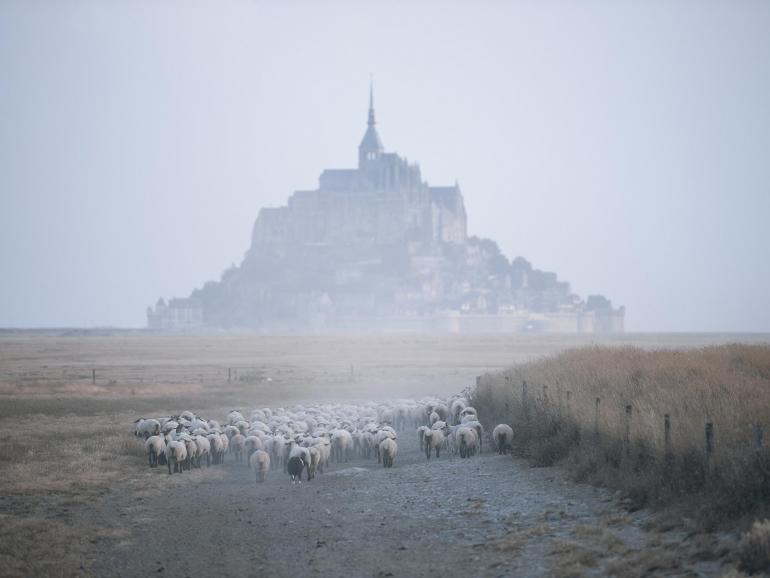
[135,418,161,439]
[423,429,445,460]
[307,446,320,480]
[250,449,271,483]
[145,435,166,467]
[194,435,211,467]
[492,424,514,455]
[230,434,246,464]
[207,433,225,465]
[165,440,187,474]
[463,420,484,454]
[417,425,429,451]
[244,435,264,459]
[456,426,479,458]
[331,429,353,463]
[380,438,397,468]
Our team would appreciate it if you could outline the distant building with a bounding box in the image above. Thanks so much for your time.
[147,298,203,330]
[148,85,624,333]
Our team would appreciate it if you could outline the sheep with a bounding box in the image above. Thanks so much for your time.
[457,426,479,458]
[230,434,246,464]
[450,398,467,424]
[194,435,211,467]
[207,433,225,465]
[223,425,240,440]
[423,429,444,460]
[493,424,514,455]
[182,436,198,470]
[165,440,187,474]
[429,411,440,426]
[307,446,320,480]
[380,438,397,468]
[226,410,244,425]
[145,435,166,467]
[250,449,271,483]
[312,438,331,473]
[135,418,161,439]
[331,429,353,463]
[287,456,304,485]
[463,420,484,454]
[244,435,264,459]
[417,425,429,451]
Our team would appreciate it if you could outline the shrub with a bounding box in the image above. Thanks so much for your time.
[737,519,770,574]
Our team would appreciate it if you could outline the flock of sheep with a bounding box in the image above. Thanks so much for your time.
[134,395,515,485]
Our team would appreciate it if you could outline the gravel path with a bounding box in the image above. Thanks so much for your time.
[80,434,727,578]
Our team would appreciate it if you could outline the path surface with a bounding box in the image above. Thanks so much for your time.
[81,436,724,578]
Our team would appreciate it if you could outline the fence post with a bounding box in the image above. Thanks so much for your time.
[624,405,633,456]
[594,397,601,437]
[542,385,548,403]
[92,369,96,385]
[522,381,529,421]
[565,391,572,417]
[476,375,481,388]
[754,424,764,451]
[228,368,231,384]
[664,414,672,459]
[705,422,715,469]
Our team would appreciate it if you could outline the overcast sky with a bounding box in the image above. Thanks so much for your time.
[1,0,768,331]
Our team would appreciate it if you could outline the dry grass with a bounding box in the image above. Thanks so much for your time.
[472,344,770,528]
[737,519,770,574]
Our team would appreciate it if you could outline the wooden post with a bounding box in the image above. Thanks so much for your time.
[522,381,529,420]
[227,368,231,383]
[476,375,481,387]
[705,422,715,464]
[754,424,764,451]
[624,405,633,455]
[542,385,548,403]
[664,414,672,458]
[92,369,96,385]
[565,391,572,417]
[594,397,601,437]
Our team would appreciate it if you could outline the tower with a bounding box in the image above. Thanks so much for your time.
[358,82,384,168]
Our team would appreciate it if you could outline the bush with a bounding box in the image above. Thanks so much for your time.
[738,519,770,574]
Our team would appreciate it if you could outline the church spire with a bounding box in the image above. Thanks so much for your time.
[359,79,384,167]
[368,80,376,127]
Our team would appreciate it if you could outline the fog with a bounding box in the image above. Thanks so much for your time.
[1,0,768,331]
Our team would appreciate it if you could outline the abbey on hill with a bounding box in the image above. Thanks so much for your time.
[148,87,624,333]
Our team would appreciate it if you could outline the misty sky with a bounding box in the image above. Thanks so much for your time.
[1,0,769,331]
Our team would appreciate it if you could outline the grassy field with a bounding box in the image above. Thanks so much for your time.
[472,343,770,529]
[0,330,767,576]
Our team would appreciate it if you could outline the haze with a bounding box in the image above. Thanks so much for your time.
[1,0,768,331]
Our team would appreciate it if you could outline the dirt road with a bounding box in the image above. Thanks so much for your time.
[81,436,723,578]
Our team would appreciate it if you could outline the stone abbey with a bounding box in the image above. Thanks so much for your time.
[148,87,624,333]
